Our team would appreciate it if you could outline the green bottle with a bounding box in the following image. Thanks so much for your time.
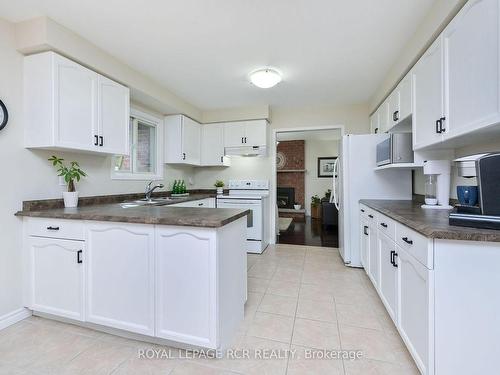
[181,180,186,194]
[172,180,178,194]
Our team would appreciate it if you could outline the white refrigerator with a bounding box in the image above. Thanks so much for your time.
[332,134,412,267]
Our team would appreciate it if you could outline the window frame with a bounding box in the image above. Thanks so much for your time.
[111,108,164,181]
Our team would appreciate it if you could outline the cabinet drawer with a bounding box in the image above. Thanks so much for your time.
[396,223,433,269]
[365,208,377,224]
[26,218,85,241]
[377,215,396,241]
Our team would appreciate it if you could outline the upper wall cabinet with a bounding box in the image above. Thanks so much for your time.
[443,0,500,140]
[164,115,201,165]
[378,101,391,133]
[201,124,230,167]
[412,0,500,150]
[224,120,268,147]
[24,52,130,155]
[370,111,379,134]
[412,37,445,150]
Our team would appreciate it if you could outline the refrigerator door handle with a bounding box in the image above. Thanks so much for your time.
[332,157,340,209]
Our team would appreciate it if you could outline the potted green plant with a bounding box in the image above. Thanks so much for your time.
[311,195,321,219]
[214,180,225,195]
[48,156,87,208]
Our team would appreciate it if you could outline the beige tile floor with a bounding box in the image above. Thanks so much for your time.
[0,244,420,375]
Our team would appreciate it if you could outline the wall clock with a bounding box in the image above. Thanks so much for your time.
[0,100,8,131]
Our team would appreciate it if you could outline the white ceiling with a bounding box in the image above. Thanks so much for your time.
[0,0,436,111]
[277,129,342,142]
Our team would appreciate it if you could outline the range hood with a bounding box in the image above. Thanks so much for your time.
[224,145,267,157]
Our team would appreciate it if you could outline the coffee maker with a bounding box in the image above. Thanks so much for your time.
[449,153,500,229]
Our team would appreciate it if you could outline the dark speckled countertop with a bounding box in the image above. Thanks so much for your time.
[360,199,500,243]
[15,192,249,228]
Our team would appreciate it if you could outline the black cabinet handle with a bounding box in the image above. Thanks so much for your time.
[363,225,368,236]
[390,250,395,266]
[393,252,398,268]
[94,135,99,146]
[198,203,203,206]
[436,119,442,134]
[374,128,379,134]
[402,237,413,245]
[244,137,247,143]
[46,226,60,231]
[440,117,446,132]
[380,223,388,228]
[393,111,399,122]
[360,209,365,212]
[182,153,186,160]
[220,156,223,163]
[77,250,82,264]
[99,136,104,147]
[368,214,374,219]
[241,137,244,144]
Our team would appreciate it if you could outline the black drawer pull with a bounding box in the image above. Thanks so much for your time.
[380,223,388,228]
[402,237,413,245]
[393,252,398,268]
[77,250,82,264]
[94,135,99,146]
[360,209,365,213]
[390,250,395,265]
[198,203,203,206]
[46,226,60,231]
[363,226,368,236]
[99,136,104,147]
[368,214,374,219]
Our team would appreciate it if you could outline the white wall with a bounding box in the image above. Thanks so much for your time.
[304,140,339,215]
[0,19,193,320]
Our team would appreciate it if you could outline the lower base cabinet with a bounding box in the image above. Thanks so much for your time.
[27,237,84,321]
[86,222,155,336]
[398,247,433,375]
[378,233,398,322]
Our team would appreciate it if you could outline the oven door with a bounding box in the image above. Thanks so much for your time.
[216,199,261,241]
[376,136,392,166]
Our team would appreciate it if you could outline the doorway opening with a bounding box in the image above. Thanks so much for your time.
[272,126,344,247]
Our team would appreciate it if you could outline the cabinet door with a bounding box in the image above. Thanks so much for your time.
[28,237,84,321]
[378,233,398,322]
[201,124,228,166]
[367,223,379,287]
[370,112,379,134]
[388,90,400,129]
[398,248,432,375]
[182,117,201,165]
[97,75,130,155]
[378,101,390,133]
[444,0,500,139]
[86,223,155,336]
[224,122,246,147]
[156,227,217,348]
[244,120,268,146]
[360,219,369,268]
[54,54,98,151]
[398,75,412,121]
[413,37,444,150]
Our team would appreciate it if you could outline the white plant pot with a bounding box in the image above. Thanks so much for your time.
[63,191,79,208]
[216,187,224,195]
[294,204,301,210]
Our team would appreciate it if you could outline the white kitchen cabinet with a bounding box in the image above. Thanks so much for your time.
[412,37,445,150]
[97,75,130,155]
[398,246,433,375]
[378,100,391,133]
[366,214,379,287]
[443,0,500,140]
[170,198,216,208]
[398,75,412,122]
[86,222,155,336]
[369,111,379,134]
[24,51,129,155]
[27,237,84,321]
[378,232,398,322]
[165,115,201,165]
[224,120,268,147]
[201,123,230,166]
[155,227,217,347]
[387,90,400,130]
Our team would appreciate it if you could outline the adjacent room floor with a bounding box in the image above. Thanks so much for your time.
[0,244,418,375]
[278,217,339,248]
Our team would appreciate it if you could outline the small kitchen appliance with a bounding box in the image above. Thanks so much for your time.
[421,160,452,209]
[376,133,414,167]
[449,153,500,229]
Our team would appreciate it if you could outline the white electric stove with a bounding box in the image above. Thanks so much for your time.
[216,180,269,254]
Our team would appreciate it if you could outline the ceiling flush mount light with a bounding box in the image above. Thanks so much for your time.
[249,68,282,88]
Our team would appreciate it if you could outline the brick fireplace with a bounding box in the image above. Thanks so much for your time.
[277,140,305,209]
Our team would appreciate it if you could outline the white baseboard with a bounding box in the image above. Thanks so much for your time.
[0,308,32,330]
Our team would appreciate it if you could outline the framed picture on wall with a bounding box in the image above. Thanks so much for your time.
[317,157,337,178]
